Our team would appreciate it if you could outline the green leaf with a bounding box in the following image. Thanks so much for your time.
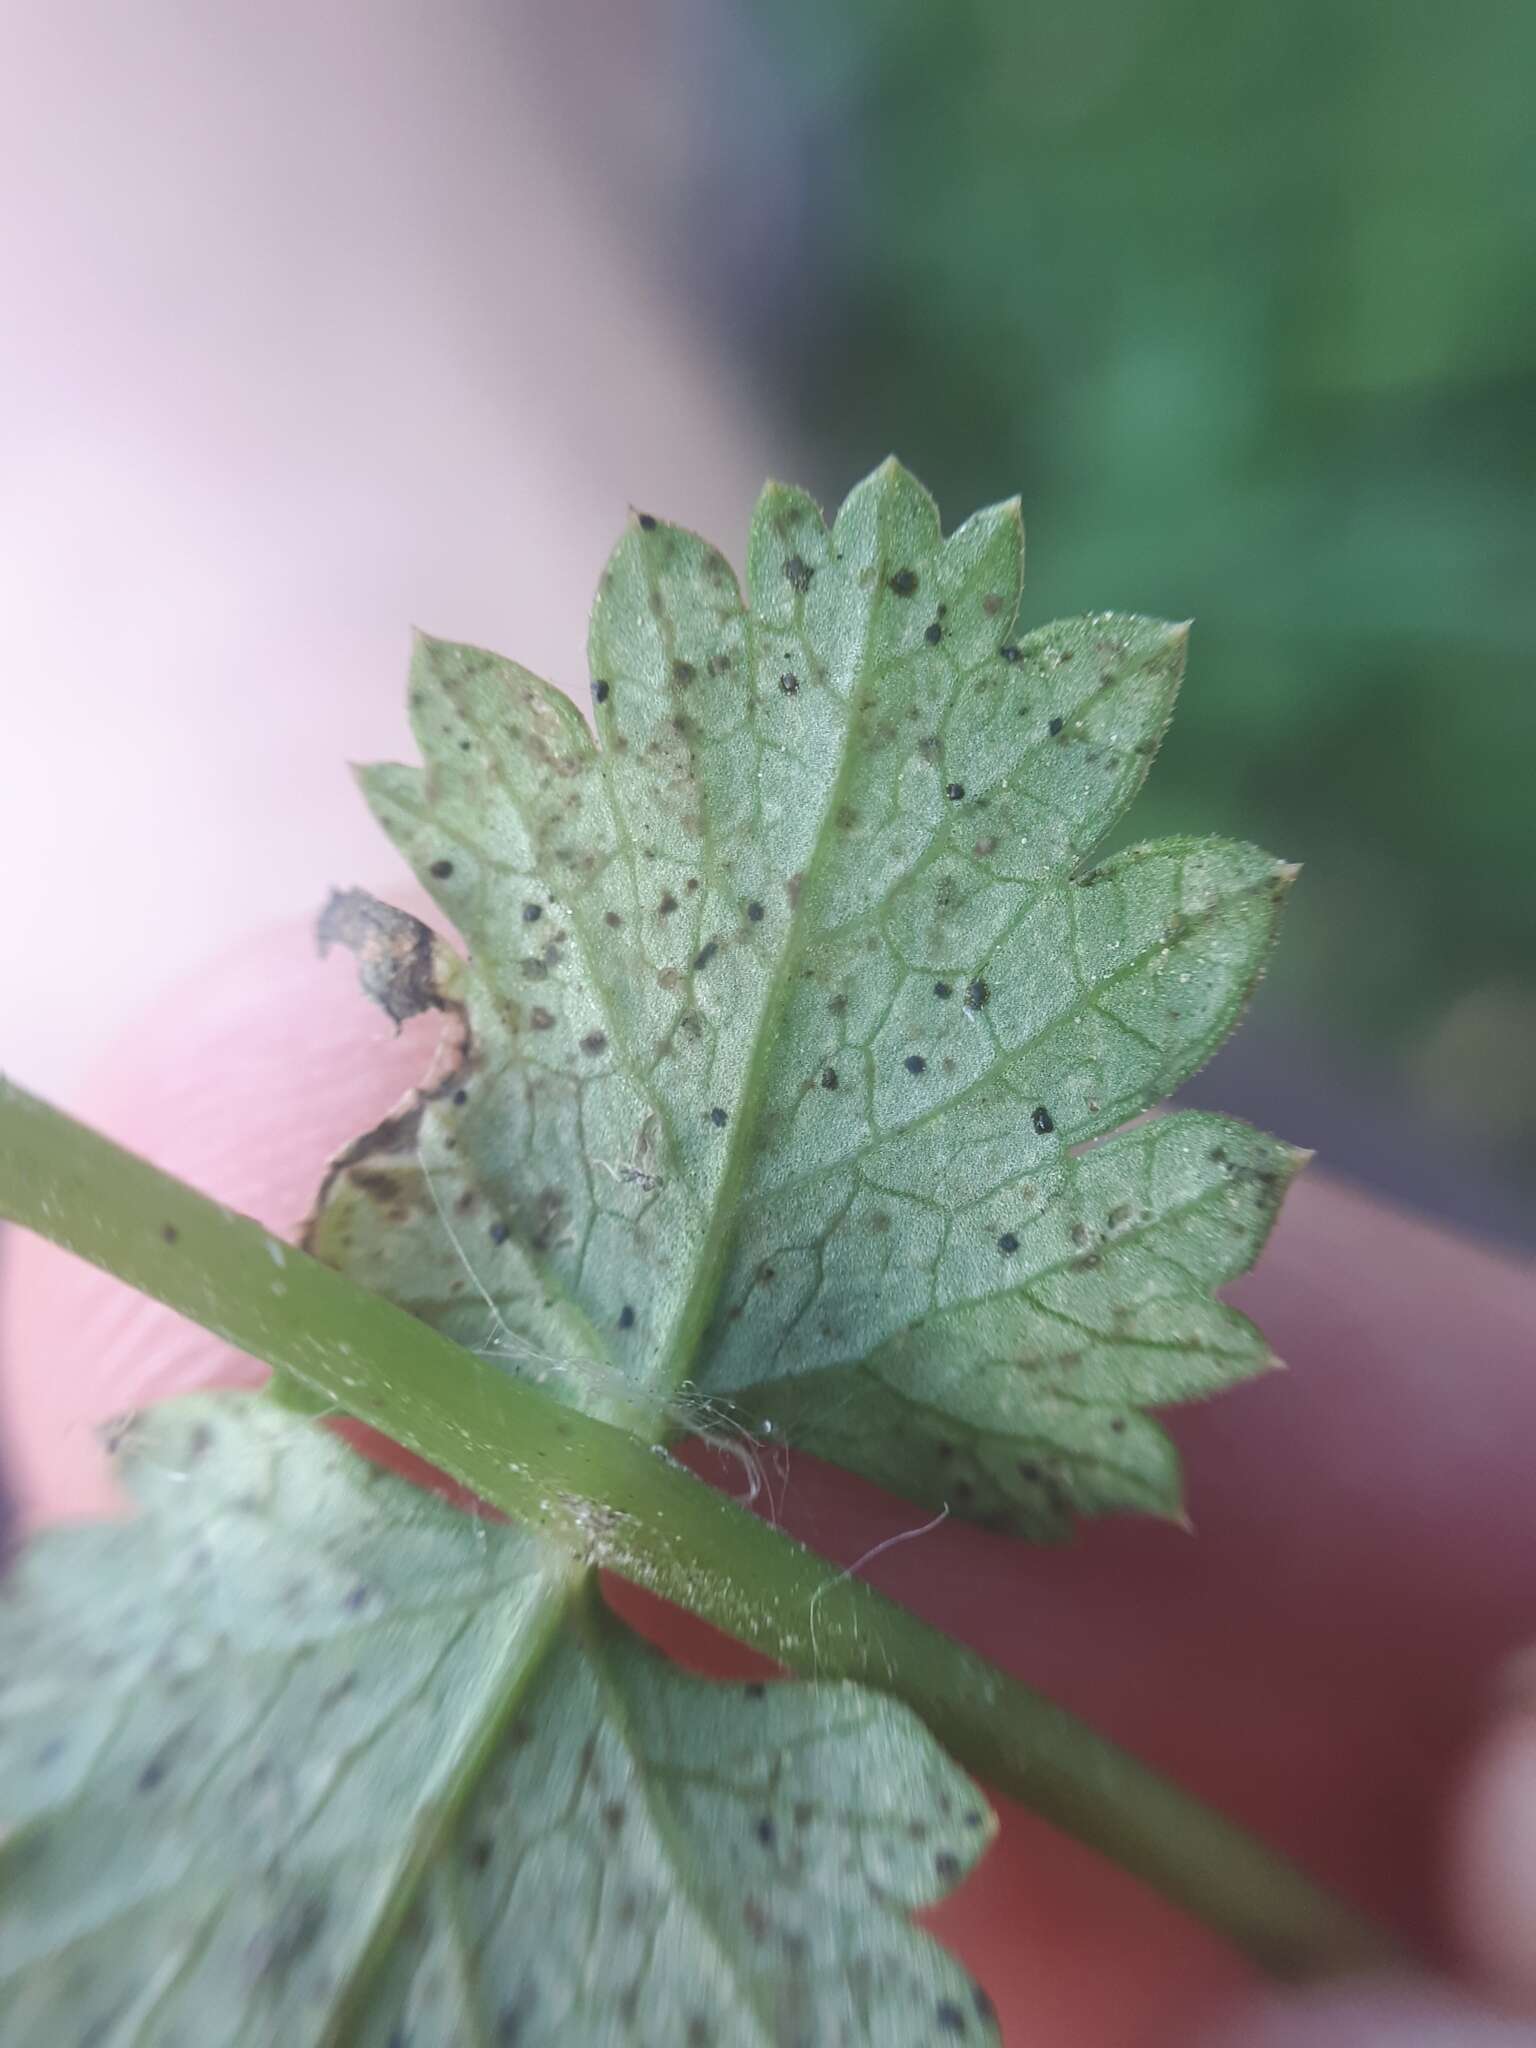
[0,1397,997,2046]
[312,458,1297,1535]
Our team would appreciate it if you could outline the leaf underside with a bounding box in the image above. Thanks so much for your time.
[0,1400,997,2048]
[312,457,1300,1538]
[0,463,1300,2042]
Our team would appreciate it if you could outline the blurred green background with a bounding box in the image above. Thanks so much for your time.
[718,0,1535,1241]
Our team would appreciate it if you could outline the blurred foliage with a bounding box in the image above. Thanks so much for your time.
[745,0,1536,1209]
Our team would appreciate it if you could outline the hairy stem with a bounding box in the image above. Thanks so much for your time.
[0,1076,1400,1980]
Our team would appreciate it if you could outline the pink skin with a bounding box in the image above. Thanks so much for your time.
[4,920,1535,2044]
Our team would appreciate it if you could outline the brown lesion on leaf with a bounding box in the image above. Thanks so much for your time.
[317,889,451,1028]
[304,889,473,1252]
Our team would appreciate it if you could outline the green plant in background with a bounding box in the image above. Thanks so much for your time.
[0,465,1394,2041]
[750,0,1536,1220]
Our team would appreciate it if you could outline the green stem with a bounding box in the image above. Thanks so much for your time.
[0,1076,1400,1981]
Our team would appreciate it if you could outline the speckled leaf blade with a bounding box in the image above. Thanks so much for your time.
[0,1398,996,2047]
[716,1112,1305,1534]
[309,458,1297,1533]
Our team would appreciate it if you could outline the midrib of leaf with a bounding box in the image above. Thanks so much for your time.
[651,505,881,1405]
[575,1588,780,2048]
[314,1562,573,2045]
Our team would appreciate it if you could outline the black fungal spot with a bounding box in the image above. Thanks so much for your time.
[710,1106,728,1128]
[973,1985,997,2022]
[935,1851,963,1882]
[617,1305,636,1331]
[746,900,765,922]
[592,679,610,704]
[755,1816,776,1846]
[888,567,919,596]
[638,512,657,531]
[945,782,965,801]
[783,554,813,593]
[1031,1105,1055,1135]
[820,1067,838,1089]
[963,978,988,1011]
[522,902,542,923]
[1048,716,1064,736]
[467,1838,493,1872]
[936,2000,967,2034]
[778,671,799,695]
[925,621,943,645]
[999,643,1021,663]
[160,1223,179,1245]
[604,910,623,927]
[744,1681,767,1699]
[429,859,454,879]
[602,1801,627,1833]
[580,1031,608,1056]
[452,1088,469,1107]
[933,981,952,998]
[529,1007,555,1031]
[137,1748,172,1794]
[693,940,718,970]
[997,1233,1020,1255]
[343,1583,369,1612]
[672,659,696,686]
[904,1054,927,1075]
